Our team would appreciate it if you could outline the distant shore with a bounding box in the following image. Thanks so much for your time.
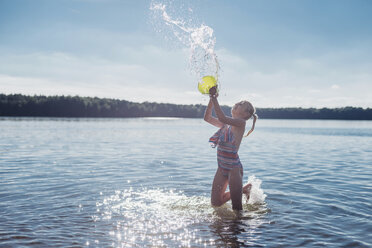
[1,94,371,120]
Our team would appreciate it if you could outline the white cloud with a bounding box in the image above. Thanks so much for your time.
[0,47,202,104]
[0,43,371,108]
[214,48,372,108]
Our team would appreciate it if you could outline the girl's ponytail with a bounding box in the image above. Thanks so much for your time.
[244,114,258,137]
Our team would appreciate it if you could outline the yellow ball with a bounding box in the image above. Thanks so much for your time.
[198,76,217,95]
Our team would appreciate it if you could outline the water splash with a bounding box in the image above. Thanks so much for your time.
[93,186,268,247]
[150,1,220,83]
[246,175,267,205]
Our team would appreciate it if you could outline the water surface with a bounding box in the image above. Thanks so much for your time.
[0,117,371,247]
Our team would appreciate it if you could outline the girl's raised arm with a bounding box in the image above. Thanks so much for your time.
[204,98,224,128]
[209,87,245,128]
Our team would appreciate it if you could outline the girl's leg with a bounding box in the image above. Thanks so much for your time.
[211,167,229,207]
[223,183,252,201]
[228,167,243,210]
[211,167,252,208]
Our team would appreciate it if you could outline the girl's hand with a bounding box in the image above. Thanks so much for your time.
[209,86,218,98]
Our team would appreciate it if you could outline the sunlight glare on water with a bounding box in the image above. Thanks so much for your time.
[94,180,268,247]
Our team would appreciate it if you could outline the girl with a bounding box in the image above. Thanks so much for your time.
[204,86,257,211]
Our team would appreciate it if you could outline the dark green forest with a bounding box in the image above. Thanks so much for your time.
[1,94,371,120]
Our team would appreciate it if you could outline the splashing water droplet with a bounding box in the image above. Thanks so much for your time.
[150,1,220,84]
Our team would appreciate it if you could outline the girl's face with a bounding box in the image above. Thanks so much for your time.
[231,102,248,118]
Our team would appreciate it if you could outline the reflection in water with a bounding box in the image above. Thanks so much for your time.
[211,202,270,247]
[211,219,247,248]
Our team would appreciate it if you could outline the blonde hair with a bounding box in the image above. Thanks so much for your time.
[235,100,258,137]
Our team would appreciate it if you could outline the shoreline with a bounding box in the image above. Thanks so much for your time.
[1,93,372,120]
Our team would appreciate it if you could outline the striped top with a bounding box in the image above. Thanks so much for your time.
[209,125,242,171]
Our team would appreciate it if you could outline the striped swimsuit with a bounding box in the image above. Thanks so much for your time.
[209,125,243,177]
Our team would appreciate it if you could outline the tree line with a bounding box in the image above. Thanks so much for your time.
[1,94,371,120]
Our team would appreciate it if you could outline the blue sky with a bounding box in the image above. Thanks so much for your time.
[1,0,371,107]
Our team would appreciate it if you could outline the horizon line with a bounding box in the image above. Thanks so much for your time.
[1,92,371,110]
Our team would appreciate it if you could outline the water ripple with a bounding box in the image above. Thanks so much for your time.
[0,118,371,247]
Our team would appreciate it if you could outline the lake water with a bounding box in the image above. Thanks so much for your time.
[0,117,371,247]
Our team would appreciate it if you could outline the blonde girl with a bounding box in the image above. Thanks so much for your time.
[204,86,257,210]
